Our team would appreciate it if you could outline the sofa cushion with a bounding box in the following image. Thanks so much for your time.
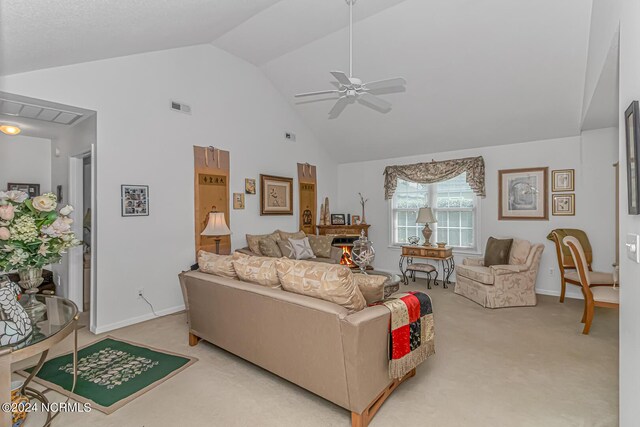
[246,231,281,255]
[275,259,366,313]
[306,234,334,258]
[277,230,306,241]
[232,252,281,289]
[456,264,494,285]
[198,250,238,279]
[276,240,296,258]
[484,237,513,267]
[258,237,283,258]
[353,273,386,305]
[509,239,531,265]
[289,237,316,260]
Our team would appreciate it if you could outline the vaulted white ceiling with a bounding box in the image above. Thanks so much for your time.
[1,0,595,162]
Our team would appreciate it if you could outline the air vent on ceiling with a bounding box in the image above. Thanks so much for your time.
[170,100,191,114]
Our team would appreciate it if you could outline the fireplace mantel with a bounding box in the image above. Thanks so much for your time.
[316,224,370,237]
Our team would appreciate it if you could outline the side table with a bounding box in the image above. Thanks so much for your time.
[399,245,455,288]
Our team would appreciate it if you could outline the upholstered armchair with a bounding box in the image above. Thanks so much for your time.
[454,239,544,308]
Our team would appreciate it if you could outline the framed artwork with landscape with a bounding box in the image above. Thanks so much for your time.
[498,167,548,220]
[260,174,293,215]
[331,214,346,225]
[625,101,640,215]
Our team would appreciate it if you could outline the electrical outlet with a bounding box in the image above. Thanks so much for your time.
[137,288,144,299]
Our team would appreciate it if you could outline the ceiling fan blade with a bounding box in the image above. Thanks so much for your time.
[330,71,352,86]
[328,97,349,119]
[358,92,392,113]
[363,77,406,91]
[295,89,340,98]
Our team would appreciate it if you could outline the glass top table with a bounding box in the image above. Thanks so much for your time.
[0,294,79,427]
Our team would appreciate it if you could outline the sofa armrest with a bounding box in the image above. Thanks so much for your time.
[490,264,529,275]
[463,257,485,267]
[340,306,393,414]
[330,246,343,263]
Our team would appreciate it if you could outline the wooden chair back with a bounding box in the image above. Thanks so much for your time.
[563,236,592,296]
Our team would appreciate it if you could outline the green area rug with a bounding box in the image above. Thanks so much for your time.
[22,336,197,414]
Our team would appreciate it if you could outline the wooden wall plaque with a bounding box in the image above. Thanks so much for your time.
[298,163,317,235]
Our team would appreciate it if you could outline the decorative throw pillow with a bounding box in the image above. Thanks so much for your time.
[509,239,531,265]
[198,250,238,279]
[275,259,366,313]
[276,240,296,259]
[278,230,306,241]
[306,234,334,258]
[288,237,316,260]
[353,273,387,305]
[484,237,514,267]
[232,252,281,289]
[258,237,283,258]
[246,231,281,255]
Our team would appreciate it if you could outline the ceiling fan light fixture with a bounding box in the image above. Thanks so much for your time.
[0,124,21,135]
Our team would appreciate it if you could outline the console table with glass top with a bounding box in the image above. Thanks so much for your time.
[0,295,78,427]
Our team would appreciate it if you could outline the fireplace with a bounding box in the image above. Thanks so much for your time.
[332,236,367,269]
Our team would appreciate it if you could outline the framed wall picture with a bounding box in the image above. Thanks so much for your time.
[625,101,640,215]
[551,169,575,192]
[233,193,245,209]
[245,178,256,195]
[352,214,361,225]
[260,174,293,215]
[498,167,548,220]
[331,214,346,225]
[121,185,149,217]
[552,193,575,216]
[7,183,40,198]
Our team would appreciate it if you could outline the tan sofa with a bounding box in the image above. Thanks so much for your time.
[239,230,342,264]
[454,239,544,308]
[179,270,415,427]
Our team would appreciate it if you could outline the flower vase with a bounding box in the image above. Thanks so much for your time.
[17,268,46,319]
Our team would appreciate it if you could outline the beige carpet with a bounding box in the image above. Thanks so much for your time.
[19,280,618,427]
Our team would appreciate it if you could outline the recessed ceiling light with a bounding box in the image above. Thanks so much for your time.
[0,125,21,135]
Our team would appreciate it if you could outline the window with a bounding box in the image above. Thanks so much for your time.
[390,173,479,250]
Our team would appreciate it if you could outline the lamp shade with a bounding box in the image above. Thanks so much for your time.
[201,212,231,236]
[416,207,437,224]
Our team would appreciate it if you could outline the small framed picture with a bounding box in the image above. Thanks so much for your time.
[625,101,640,214]
[233,193,245,209]
[552,193,575,216]
[552,169,575,192]
[331,214,346,225]
[352,215,361,225]
[245,178,256,195]
[7,183,40,198]
[121,185,149,217]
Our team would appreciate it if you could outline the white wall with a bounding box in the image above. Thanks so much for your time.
[337,129,618,298]
[0,134,51,193]
[0,44,337,333]
[618,1,640,425]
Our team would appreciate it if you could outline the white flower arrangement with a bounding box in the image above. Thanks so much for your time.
[0,191,81,271]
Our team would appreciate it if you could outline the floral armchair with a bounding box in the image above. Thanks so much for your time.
[454,239,544,308]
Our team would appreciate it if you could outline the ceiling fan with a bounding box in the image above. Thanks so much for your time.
[294,0,406,119]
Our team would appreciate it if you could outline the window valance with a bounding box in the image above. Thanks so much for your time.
[383,156,486,199]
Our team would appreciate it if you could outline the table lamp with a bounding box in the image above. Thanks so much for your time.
[416,207,437,247]
[201,211,231,254]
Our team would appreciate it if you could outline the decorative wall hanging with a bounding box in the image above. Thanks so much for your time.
[551,169,575,192]
[233,193,245,210]
[498,167,548,220]
[552,193,575,216]
[121,185,149,217]
[194,146,230,255]
[260,174,293,215]
[297,163,317,234]
[245,179,256,195]
[384,156,485,200]
[7,183,40,198]
[625,101,640,215]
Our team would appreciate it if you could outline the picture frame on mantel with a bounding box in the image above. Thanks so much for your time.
[498,167,548,220]
[260,174,293,215]
[625,101,640,215]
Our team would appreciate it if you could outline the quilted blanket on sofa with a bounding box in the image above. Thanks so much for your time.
[381,291,435,379]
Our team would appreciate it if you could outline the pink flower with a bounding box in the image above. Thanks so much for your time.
[0,227,10,240]
[0,205,14,221]
[41,218,71,237]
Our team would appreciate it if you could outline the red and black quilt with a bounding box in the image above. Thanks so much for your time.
[380,291,435,379]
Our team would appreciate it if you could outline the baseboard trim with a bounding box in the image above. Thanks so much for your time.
[93,304,185,335]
